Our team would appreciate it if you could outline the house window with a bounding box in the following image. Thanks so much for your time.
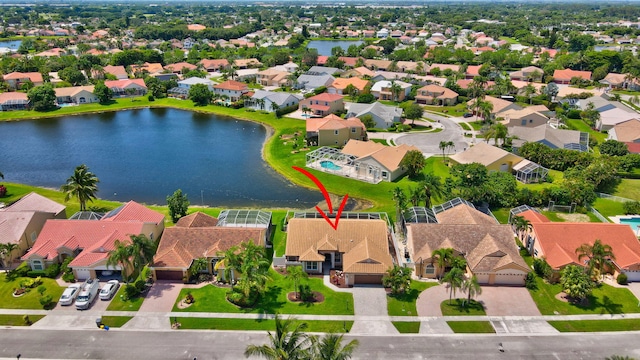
[149,233,154,241]
[382,171,388,178]
[335,252,342,263]
[351,127,356,133]
[534,249,539,256]
[521,119,527,126]
[30,231,37,242]
[306,262,318,271]
[424,264,435,274]
[529,119,533,123]
[32,260,43,271]
[334,130,339,135]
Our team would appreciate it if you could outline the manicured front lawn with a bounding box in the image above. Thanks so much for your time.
[101,316,133,328]
[173,270,354,315]
[446,321,495,333]
[175,318,353,332]
[0,274,64,309]
[528,276,640,315]
[106,286,145,312]
[441,299,486,316]
[387,280,439,316]
[370,138,389,145]
[459,122,472,131]
[549,319,640,332]
[392,321,421,333]
[0,314,44,326]
[467,121,484,131]
[423,103,468,117]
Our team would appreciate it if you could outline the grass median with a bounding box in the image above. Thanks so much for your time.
[174,318,353,332]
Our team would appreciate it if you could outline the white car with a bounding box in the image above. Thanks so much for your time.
[99,280,120,301]
[59,283,82,306]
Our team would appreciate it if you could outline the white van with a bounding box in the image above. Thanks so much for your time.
[75,279,100,310]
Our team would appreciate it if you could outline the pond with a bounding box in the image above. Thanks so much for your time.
[0,40,22,49]
[307,40,363,56]
[0,108,323,208]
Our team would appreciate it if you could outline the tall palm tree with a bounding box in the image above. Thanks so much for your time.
[409,186,426,207]
[244,314,311,360]
[439,141,448,159]
[129,234,156,275]
[107,240,133,283]
[0,243,19,270]
[479,100,494,123]
[461,275,482,307]
[60,164,99,211]
[524,83,536,105]
[287,266,308,300]
[217,245,242,283]
[392,187,407,226]
[511,215,532,243]
[431,248,454,280]
[420,174,444,208]
[390,80,402,103]
[443,267,465,304]
[310,333,359,360]
[576,239,616,280]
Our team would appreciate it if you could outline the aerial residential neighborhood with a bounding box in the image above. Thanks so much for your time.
[3,1,640,359]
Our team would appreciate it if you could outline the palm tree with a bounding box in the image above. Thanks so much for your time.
[189,257,209,280]
[576,239,616,280]
[439,141,448,159]
[390,80,402,103]
[244,314,311,360]
[408,186,426,207]
[431,248,453,280]
[511,215,532,243]
[129,234,156,275]
[479,100,494,123]
[107,240,133,283]
[287,265,308,300]
[491,123,508,146]
[271,102,280,114]
[60,164,99,211]
[218,245,242,283]
[256,98,265,110]
[524,83,536,105]
[0,243,19,270]
[443,267,465,304]
[392,187,407,226]
[310,333,359,360]
[420,174,444,209]
[461,275,482,307]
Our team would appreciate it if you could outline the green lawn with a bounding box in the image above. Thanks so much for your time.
[459,122,472,131]
[173,270,354,315]
[106,286,145,312]
[565,119,607,143]
[387,280,439,316]
[446,321,495,333]
[392,321,421,333]
[0,314,44,326]
[468,121,484,131]
[101,316,134,328]
[499,36,519,44]
[370,138,389,145]
[612,179,640,201]
[527,276,640,315]
[175,318,353,332]
[491,208,510,224]
[549,319,640,332]
[592,198,625,218]
[440,299,486,316]
[423,103,468,117]
[0,273,64,309]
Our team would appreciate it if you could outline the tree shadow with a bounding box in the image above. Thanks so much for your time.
[443,299,485,314]
[599,295,624,315]
[250,285,286,314]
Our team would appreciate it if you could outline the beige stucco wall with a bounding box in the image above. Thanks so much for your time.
[318,128,350,146]
[486,153,524,173]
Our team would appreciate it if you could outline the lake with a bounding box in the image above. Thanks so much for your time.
[307,40,363,56]
[0,108,323,208]
[0,40,22,49]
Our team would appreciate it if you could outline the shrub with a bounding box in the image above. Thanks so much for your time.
[14,263,30,277]
[39,294,52,308]
[37,285,47,296]
[123,284,140,300]
[27,270,46,278]
[298,284,314,302]
[313,86,327,95]
[617,273,628,285]
[43,263,60,278]
[134,279,146,292]
[623,201,640,215]
[62,272,76,283]
[275,103,298,118]
[185,292,195,304]
[23,315,31,325]
[147,94,155,101]
[525,272,537,290]
[533,258,553,280]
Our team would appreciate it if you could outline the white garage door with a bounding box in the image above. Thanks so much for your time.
[75,268,91,280]
[494,270,526,286]
[624,270,640,282]
[475,273,490,284]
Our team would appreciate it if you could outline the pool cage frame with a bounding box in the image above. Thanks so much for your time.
[305,146,383,183]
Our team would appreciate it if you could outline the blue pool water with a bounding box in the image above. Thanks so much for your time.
[320,161,342,171]
[619,217,640,233]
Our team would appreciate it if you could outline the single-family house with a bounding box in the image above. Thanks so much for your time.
[370,80,412,102]
[54,86,98,105]
[257,69,291,87]
[340,67,375,79]
[377,28,390,38]
[406,199,530,285]
[510,124,589,153]
[245,90,302,112]
[164,62,198,75]
[465,65,482,79]
[0,92,30,111]
[499,108,549,128]
[327,77,370,95]
[518,208,640,281]
[608,118,640,143]
[427,64,460,75]
[213,80,249,102]
[298,93,344,117]
[104,79,148,97]
[187,24,206,32]
[308,66,341,76]
[600,72,639,90]
[396,61,423,73]
[509,66,544,82]
[415,84,459,105]
[132,62,164,76]
[22,201,164,280]
[305,114,366,146]
[3,72,44,90]
[553,69,592,84]
[296,73,335,91]
[234,58,263,69]
[285,218,393,285]
[101,65,128,80]
[346,102,402,129]
[199,59,230,73]
[597,107,639,132]
[364,59,393,71]
[467,96,522,119]
[177,77,216,91]
[151,211,269,282]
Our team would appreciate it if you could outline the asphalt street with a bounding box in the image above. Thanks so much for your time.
[1,328,639,360]
[394,113,471,156]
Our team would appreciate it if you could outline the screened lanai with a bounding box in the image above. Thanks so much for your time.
[305,146,383,183]
[513,160,548,184]
[217,209,272,228]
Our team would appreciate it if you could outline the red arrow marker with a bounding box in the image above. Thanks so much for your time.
[293,166,349,230]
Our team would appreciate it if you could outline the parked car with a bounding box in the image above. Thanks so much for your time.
[75,279,100,310]
[99,280,120,301]
[463,113,474,118]
[59,283,82,306]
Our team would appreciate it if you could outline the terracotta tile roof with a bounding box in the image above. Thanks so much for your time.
[342,140,420,172]
[103,65,128,78]
[3,71,43,83]
[233,58,262,68]
[329,77,369,91]
[338,57,360,67]
[450,142,523,167]
[285,218,393,275]
[306,114,365,132]
[1,192,65,216]
[307,93,343,102]
[519,209,550,223]
[175,212,218,228]
[199,59,229,69]
[164,62,197,72]
[101,201,164,224]
[104,79,147,90]
[54,85,95,97]
[152,227,265,268]
[428,63,460,73]
[214,80,248,91]
[532,222,640,270]
[553,69,592,81]
[0,92,28,103]
[466,65,482,76]
[627,142,640,154]
[435,203,498,226]
[417,84,458,100]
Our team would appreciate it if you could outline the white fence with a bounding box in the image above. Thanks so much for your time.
[597,192,635,203]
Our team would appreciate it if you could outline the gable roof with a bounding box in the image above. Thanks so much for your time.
[54,85,95,98]
[164,62,197,72]
[3,72,43,83]
[509,124,582,148]
[553,69,592,81]
[175,212,218,228]
[435,203,497,225]
[104,78,147,90]
[611,119,640,142]
[450,142,523,167]
[329,77,369,91]
[346,102,403,123]
[307,93,343,102]
[101,201,165,224]
[342,140,421,171]
[306,114,365,132]
[1,192,65,217]
[0,92,28,104]
[466,95,521,114]
[0,211,39,244]
[102,65,128,78]
[214,80,248,91]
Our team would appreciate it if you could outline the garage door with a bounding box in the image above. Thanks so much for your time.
[354,274,382,284]
[155,270,184,281]
[624,270,640,282]
[475,273,490,284]
[75,268,91,280]
[494,271,526,286]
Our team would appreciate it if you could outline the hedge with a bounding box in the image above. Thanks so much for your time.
[275,104,299,118]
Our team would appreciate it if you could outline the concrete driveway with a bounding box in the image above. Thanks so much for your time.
[476,286,541,316]
[349,285,399,335]
[395,114,470,156]
[138,281,183,312]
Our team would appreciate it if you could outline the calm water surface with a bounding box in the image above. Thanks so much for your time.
[0,108,322,208]
[307,40,363,56]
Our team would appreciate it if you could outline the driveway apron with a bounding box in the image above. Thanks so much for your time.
[349,285,398,335]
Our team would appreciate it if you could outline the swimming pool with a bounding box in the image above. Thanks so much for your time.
[619,217,640,233]
[320,160,342,171]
